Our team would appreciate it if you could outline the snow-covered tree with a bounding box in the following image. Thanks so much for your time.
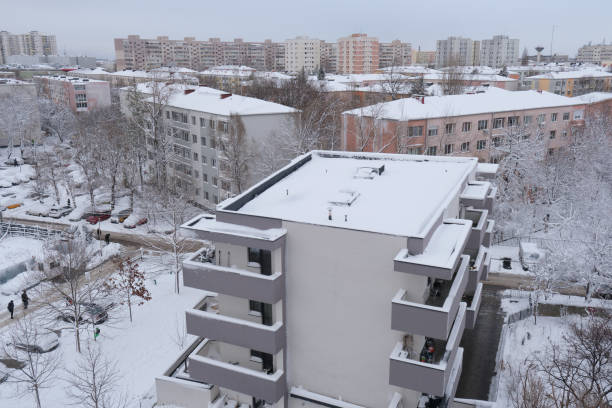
[218,114,252,194]
[105,258,151,323]
[38,96,75,143]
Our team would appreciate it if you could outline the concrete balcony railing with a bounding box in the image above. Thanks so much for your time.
[459,181,491,209]
[389,303,466,396]
[464,208,488,251]
[464,283,483,330]
[183,250,284,304]
[391,255,469,340]
[466,246,487,295]
[188,339,285,404]
[186,307,285,355]
[483,220,495,248]
[486,186,497,215]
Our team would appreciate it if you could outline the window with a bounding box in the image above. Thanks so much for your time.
[203,173,208,182]
[549,130,556,139]
[192,134,197,143]
[249,300,263,316]
[507,116,519,127]
[408,126,423,137]
[427,127,438,136]
[461,142,470,152]
[551,113,558,122]
[406,147,422,154]
[210,136,216,149]
[200,117,206,127]
[573,110,584,120]
[75,93,87,108]
[477,120,488,130]
[195,188,200,196]
[221,180,230,191]
[461,122,471,132]
[493,118,505,129]
[248,248,261,265]
[220,121,228,132]
[250,349,264,363]
[201,136,207,146]
[191,116,196,125]
[562,112,570,121]
[537,113,546,124]
[166,111,170,119]
[492,136,501,147]
[444,144,453,154]
[523,115,532,125]
[562,130,568,138]
[212,177,218,186]
[209,119,216,129]
[204,191,209,200]
[445,123,455,134]
[476,140,487,150]
[426,146,437,156]
[214,195,218,204]
[211,158,216,167]
[193,152,199,160]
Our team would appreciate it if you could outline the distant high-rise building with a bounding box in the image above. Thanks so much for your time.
[435,36,475,67]
[285,36,322,74]
[480,35,519,68]
[576,43,612,64]
[114,35,285,71]
[320,41,338,74]
[379,39,412,68]
[0,30,57,64]
[337,33,380,74]
[411,48,436,66]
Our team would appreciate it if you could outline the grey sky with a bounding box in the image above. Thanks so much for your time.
[2,0,610,60]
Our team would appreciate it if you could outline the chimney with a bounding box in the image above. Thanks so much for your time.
[220,93,232,99]
[328,208,332,221]
[421,97,425,104]
[184,89,195,95]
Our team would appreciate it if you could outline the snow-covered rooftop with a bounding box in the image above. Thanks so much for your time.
[133,82,298,116]
[0,78,31,85]
[200,65,256,77]
[33,75,107,84]
[423,73,517,82]
[378,66,442,75]
[343,87,585,121]
[71,67,110,75]
[526,69,612,80]
[573,92,612,104]
[221,151,478,237]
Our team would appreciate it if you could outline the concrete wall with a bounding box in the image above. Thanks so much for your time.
[155,376,217,408]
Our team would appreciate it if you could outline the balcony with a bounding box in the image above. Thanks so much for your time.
[483,220,495,248]
[466,246,487,295]
[188,339,285,403]
[459,181,491,209]
[486,186,497,215]
[391,255,469,340]
[389,303,466,396]
[464,283,483,329]
[186,304,284,355]
[183,250,284,304]
[464,208,488,252]
[394,220,471,280]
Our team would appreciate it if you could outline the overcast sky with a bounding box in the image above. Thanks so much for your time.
[2,0,611,60]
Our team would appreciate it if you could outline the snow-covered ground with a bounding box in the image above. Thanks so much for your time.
[0,237,45,306]
[501,289,612,315]
[0,255,206,407]
[488,245,527,275]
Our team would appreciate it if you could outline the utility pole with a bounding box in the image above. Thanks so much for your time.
[550,25,556,63]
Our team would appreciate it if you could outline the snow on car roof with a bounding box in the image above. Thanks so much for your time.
[222,151,477,237]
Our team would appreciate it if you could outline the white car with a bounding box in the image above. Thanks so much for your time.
[26,203,51,217]
[48,205,73,219]
[14,330,59,353]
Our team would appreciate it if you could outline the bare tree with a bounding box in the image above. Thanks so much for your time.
[38,96,76,143]
[218,114,252,194]
[64,342,127,408]
[2,317,61,408]
[0,92,39,160]
[73,115,103,213]
[440,63,467,95]
[105,258,151,323]
[39,149,62,205]
[504,361,551,408]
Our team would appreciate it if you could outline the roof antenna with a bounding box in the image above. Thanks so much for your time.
[344,214,348,222]
[328,208,332,221]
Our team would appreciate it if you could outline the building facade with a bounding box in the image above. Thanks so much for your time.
[0,78,40,147]
[119,84,298,209]
[33,75,111,112]
[0,30,57,64]
[114,35,285,72]
[284,36,322,74]
[435,37,475,68]
[155,149,496,408]
[576,43,612,64]
[379,40,412,68]
[411,49,436,67]
[480,35,519,68]
[337,33,380,74]
[341,88,586,161]
[522,69,612,96]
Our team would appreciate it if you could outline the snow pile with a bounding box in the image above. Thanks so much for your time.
[86,242,121,269]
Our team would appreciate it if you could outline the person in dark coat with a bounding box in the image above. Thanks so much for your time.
[7,300,14,319]
[21,291,29,310]
[104,233,110,245]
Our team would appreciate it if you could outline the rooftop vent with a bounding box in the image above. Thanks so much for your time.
[354,165,385,179]
[184,88,195,95]
[220,93,232,99]
[328,190,360,207]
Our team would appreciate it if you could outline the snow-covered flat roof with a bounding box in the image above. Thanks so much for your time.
[221,151,477,237]
[33,75,107,84]
[574,92,612,104]
[183,214,286,241]
[343,87,585,121]
[460,181,491,201]
[526,69,612,80]
[72,67,109,75]
[423,73,517,82]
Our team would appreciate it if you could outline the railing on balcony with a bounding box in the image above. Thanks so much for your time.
[464,208,488,251]
[464,282,483,329]
[466,246,487,295]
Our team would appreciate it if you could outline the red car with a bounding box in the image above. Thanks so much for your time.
[86,214,110,225]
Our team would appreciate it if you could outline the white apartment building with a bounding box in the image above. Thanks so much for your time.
[0,30,57,64]
[435,37,475,68]
[119,84,298,209]
[285,36,322,74]
[155,150,496,408]
[0,78,40,147]
[576,43,612,64]
[320,42,338,74]
[480,35,519,68]
[379,40,412,68]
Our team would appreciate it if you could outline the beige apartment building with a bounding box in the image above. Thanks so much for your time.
[119,83,298,209]
[522,69,612,96]
[284,36,322,74]
[33,75,111,113]
[0,30,57,64]
[341,88,586,161]
[411,49,436,67]
[155,149,496,408]
[114,35,285,72]
[337,33,380,74]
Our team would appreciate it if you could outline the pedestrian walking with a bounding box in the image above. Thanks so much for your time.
[21,290,29,310]
[67,198,71,207]
[94,327,101,340]
[7,300,14,319]
[97,226,101,240]
[104,233,110,245]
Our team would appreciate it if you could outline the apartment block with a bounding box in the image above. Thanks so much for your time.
[284,36,322,74]
[435,37,475,68]
[480,35,519,68]
[119,84,298,209]
[114,35,285,72]
[342,88,586,161]
[0,30,57,64]
[411,49,436,67]
[379,40,412,68]
[33,75,111,113]
[155,149,496,408]
[320,42,338,74]
[0,78,40,147]
[576,43,612,64]
[522,69,612,96]
[337,33,380,74]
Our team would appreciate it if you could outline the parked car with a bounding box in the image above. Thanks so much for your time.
[519,242,546,271]
[25,204,51,217]
[13,330,59,353]
[123,214,147,229]
[110,209,131,224]
[87,213,111,225]
[58,302,110,325]
[48,205,73,219]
